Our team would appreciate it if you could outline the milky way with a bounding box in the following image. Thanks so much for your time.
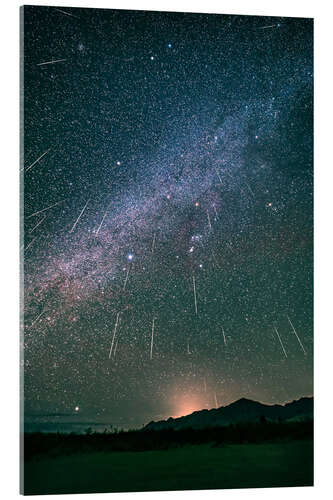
[22,6,313,429]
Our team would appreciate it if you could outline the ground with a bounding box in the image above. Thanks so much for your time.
[23,439,313,495]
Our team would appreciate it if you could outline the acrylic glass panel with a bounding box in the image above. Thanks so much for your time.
[21,5,313,495]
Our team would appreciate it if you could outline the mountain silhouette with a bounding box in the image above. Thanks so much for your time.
[144,397,313,431]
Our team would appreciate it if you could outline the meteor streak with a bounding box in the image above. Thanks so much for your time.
[207,210,212,230]
[109,312,120,359]
[151,232,156,254]
[113,338,119,359]
[214,167,223,185]
[274,326,287,358]
[29,310,44,328]
[69,199,90,233]
[25,149,50,172]
[123,263,131,291]
[24,236,37,252]
[150,317,156,360]
[96,209,108,235]
[245,181,255,198]
[27,199,66,218]
[258,24,277,30]
[37,59,67,66]
[286,315,306,355]
[222,326,227,345]
[211,251,220,269]
[29,215,46,233]
[192,274,198,315]
[55,8,80,18]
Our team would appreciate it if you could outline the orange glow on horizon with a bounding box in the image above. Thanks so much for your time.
[171,393,208,418]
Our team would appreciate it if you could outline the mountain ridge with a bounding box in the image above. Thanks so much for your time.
[144,396,313,431]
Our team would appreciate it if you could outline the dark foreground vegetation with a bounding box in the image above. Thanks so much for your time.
[23,420,313,495]
[24,419,313,460]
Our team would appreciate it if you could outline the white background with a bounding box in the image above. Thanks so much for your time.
[0,1,332,498]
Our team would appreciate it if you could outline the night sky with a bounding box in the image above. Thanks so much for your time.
[22,6,313,430]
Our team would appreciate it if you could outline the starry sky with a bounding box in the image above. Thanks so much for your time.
[22,5,313,429]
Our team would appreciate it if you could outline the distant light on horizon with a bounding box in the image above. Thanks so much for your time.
[171,392,208,418]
